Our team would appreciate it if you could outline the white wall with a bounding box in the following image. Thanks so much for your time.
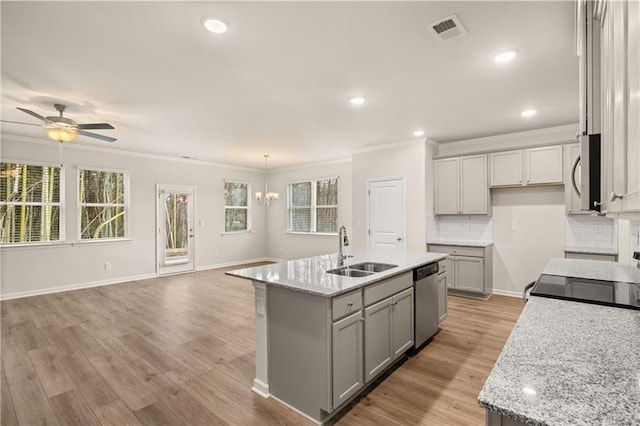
[352,141,426,252]
[264,159,352,260]
[1,139,267,298]
[491,186,565,296]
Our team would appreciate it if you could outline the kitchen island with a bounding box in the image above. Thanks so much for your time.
[478,258,640,425]
[227,250,446,423]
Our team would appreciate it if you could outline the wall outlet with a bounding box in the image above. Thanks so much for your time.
[256,297,265,315]
[104,262,112,271]
[511,222,518,231]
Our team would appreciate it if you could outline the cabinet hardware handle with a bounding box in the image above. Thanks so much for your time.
[593,200,603,207]
[610,192,624,202]
[359,317,364,322]
[347,302,353,307]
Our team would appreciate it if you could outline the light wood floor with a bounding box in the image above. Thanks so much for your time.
[1,264,524,425]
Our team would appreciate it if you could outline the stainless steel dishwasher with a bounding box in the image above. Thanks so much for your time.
[413,262,439,349]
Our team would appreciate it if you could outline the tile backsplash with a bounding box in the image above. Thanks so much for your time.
[565,215,617,249]
[426,215,492,242]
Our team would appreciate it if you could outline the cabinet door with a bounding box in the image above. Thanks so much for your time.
[439,258,454,289]
[364,297,392,383]
[525,145,563,185]
[437,273,448,325]
[332,310,364,409]
[391,288,414,361]
[435,158,460,214]
[460,155,488,214]
[490,151,522,186]
[453,255,484,293]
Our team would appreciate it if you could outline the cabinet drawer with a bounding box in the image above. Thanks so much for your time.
[428,244,484,257]
[364,272,412,307]
[332,289,363,321]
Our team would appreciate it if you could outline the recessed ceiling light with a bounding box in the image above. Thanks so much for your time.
[521,109,537,118]
[494,50,518,63]
[413,130,425,137]
[350,96,366,106]
[202,17,229,34]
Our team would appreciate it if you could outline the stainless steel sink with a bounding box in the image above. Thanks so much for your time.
[348,262,398,273]
[326,262,398,277]
[326,268,373,277]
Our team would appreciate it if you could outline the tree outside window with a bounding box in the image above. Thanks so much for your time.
[79,169,128,239]
[288,178,338,233]
[224,181,250,232]
[0,162,62,244]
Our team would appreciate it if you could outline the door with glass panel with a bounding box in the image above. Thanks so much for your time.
[157,185,194,275]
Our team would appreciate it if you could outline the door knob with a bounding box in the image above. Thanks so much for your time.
[397,237,402,241]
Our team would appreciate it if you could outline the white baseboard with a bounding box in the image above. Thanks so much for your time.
[0,273,157,301]
[251,379,270,398]
[492,289,523,298]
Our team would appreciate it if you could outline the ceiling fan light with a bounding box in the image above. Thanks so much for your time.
[46,127,77,143]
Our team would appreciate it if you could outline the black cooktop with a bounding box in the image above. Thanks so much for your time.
[531,274,640,310]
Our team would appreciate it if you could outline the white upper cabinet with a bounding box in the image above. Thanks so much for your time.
[435,157,460,215]
[489,145,563,187]
[490,151,522,186]
[600,0,640,214]
[435,154,488,215]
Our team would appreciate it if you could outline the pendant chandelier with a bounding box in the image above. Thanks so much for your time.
[255,154,278,207]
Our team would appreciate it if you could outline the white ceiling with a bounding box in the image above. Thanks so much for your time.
[1,1,578,169]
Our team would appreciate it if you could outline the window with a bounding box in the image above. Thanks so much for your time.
[0,162,63,245]
[79,169,128,240]
[288,178,338,233]
[224,181,250,232]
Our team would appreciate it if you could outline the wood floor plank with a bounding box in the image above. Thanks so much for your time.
[94,400,143,426]
[89,354,157,411]
[27,346,76,397]
[1,264,523,425]
[50,389,102,426]
[1,367,18,426]
[59,352,120,410]
[8,377,60,426]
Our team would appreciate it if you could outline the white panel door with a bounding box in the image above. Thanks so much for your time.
[368,178,404,252]
[158,185,195,275]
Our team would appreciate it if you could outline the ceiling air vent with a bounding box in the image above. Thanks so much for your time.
[428,14,467,42]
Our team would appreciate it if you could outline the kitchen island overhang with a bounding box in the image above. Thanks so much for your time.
[227,251,447,423]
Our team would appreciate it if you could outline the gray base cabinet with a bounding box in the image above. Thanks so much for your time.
[428,244,493,298]
[332,310,364,408]
[266,271,414,423]
[437,265,448,325]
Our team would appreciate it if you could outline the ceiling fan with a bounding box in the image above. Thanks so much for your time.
[6,104,116,143]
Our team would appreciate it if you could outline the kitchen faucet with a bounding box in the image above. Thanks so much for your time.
[338,225,350,266]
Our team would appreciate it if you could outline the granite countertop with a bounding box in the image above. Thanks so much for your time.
[478,258,640,425]
[426,239,493,248]
[564,245,618,256]
[226,251,447,297]
[543,257,640,283]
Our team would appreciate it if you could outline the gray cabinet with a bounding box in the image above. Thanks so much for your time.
[364,280,414,383]
[435,154,489,215]
[332,310,364,408]
[490,146,563,187]
[428,244,493,298]
[436,266,448,326]
[564,143,584,214]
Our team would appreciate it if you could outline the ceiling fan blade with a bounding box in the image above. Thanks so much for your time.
[76,130,117,143]
[16,107,47,122]
[77,123,115,130]
[0,119,41,127]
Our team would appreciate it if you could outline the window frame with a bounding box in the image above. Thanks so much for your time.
[0,160,66,247]
[77,166,130,242]
[287,177,339,235]
[223,180,252,234]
